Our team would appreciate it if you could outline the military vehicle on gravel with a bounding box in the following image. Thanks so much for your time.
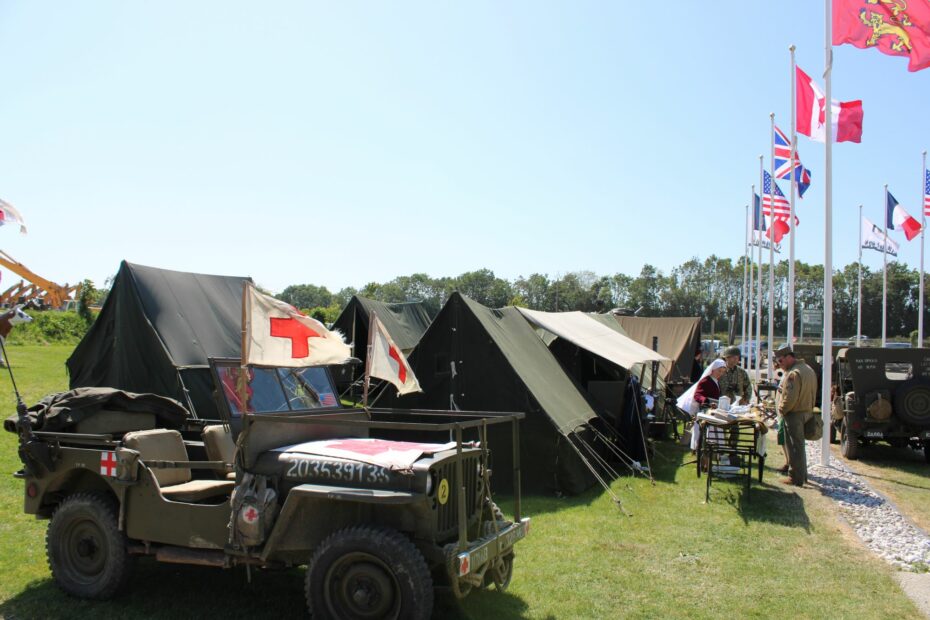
[7,358,529,619]
[830,347,930,462]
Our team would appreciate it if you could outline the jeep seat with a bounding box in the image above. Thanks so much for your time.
[124,429,235,502]
[202,425,237,480]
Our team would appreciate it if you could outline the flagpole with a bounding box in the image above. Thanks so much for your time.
[363,311,377,408]
[749,186,756,375]
[743,203,749,368]
[768,113,776,376]
[920,151,927,346]
[756,157,764,384]
[788,44,797,346]
[883,184,889,348]
[821,0,833,468]
[858,205,863,347]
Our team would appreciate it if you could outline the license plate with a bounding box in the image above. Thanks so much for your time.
[458,519,529,576]
[865,430,883,438]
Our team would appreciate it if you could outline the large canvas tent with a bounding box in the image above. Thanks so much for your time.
[611,316,701,384]
[385,293,601,494]
[67,261,251,420]
[517,309,670,463]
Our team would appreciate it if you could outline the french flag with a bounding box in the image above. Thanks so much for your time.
[796,66,863,143]
[887,191,922,241]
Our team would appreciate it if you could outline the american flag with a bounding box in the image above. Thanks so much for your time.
[924,169,930,217]
[762,171,790,219]
[320,392,338,407]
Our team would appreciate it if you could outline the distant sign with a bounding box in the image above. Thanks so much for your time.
[801,308,823,335]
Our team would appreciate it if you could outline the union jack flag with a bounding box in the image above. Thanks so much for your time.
[762,171,790,219]
[924,169,930,217]
[773,125,812,199]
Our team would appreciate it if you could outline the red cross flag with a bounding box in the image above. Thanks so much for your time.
[368,313,421,396]
[242,282,350,367]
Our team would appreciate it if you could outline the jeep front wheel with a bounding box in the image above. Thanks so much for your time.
[306,526,433,620]
[46,492,131,599]
[840,419,860,460]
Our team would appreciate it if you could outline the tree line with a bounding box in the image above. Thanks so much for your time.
[276,256,930,341]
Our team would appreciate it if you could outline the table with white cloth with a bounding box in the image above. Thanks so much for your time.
[693,409,768,501]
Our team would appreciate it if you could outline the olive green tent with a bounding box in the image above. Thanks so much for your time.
[385,292,601,494]
[67,261,251,420]
[331,296,433,359]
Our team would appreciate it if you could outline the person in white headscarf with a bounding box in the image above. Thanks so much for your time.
[676,358,726,416]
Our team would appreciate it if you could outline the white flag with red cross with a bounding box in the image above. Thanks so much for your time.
[242,283,350,367]
[368,314,421,396]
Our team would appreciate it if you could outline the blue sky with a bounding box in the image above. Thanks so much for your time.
[1,2,929,294]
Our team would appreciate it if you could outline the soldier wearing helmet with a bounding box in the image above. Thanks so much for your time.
[718,345,752,404]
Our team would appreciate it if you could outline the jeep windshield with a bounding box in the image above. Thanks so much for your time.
[213,361,341,416]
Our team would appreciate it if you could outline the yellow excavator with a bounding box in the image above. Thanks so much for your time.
[0,250,80,309]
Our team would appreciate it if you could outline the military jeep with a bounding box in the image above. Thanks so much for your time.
[831,347,930,462]
[8,358,529,619]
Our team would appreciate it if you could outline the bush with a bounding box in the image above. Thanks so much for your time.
[6,311,91,345]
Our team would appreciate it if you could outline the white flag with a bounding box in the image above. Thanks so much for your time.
[0,199,27,234]
[861,216,898,257]
[749,230,781,253]
[369,314,421,395]
[242,282,350,367]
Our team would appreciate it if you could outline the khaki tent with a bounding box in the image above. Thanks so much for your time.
[611,316,701,383]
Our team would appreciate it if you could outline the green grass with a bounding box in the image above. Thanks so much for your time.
[0,345,922,618]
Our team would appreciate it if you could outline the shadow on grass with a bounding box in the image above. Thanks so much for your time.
[646,438,690,484]
[1,558,532,620]
[707,482,812,532]
[1,560,308,619]
[435,588,533,619]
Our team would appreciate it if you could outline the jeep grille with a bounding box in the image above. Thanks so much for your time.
[435,453,481,540]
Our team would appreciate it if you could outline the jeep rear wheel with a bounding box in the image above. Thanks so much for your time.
[840,419,860,460]
[306,526,432,620]
[46,492,131,599]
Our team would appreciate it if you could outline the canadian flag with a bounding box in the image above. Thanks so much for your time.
[886,191,922,241]
[796,66,863,144]
[242,282,350,367]
[368,313,421,396]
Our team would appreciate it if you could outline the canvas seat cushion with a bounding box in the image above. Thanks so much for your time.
[159,479,235,503]
[123,428,191,487]
[202,425,236,463]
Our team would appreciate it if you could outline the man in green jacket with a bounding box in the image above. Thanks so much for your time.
[774,346,818,486]
[718,346,752,404]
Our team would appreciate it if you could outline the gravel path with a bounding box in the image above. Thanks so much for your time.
[806,442,930,571]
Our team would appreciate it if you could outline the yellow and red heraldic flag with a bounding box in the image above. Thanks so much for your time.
[834,0,930,71]
[242,282,350,367]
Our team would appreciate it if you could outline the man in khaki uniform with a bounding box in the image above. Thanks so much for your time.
[774,346,818,486]
[718,346,752,404]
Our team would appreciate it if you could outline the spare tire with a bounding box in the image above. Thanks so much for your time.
[893,379,930,427]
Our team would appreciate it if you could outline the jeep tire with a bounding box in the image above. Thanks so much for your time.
[46,492,131,599]
[306,526,433,620]
[894,379,930,427]
[840,418,860,460]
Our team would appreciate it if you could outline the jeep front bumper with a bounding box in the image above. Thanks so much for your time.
[455,518,530,577]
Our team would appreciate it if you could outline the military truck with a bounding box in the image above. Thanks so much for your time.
[831,347,930,462]
[7,358,529,619]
